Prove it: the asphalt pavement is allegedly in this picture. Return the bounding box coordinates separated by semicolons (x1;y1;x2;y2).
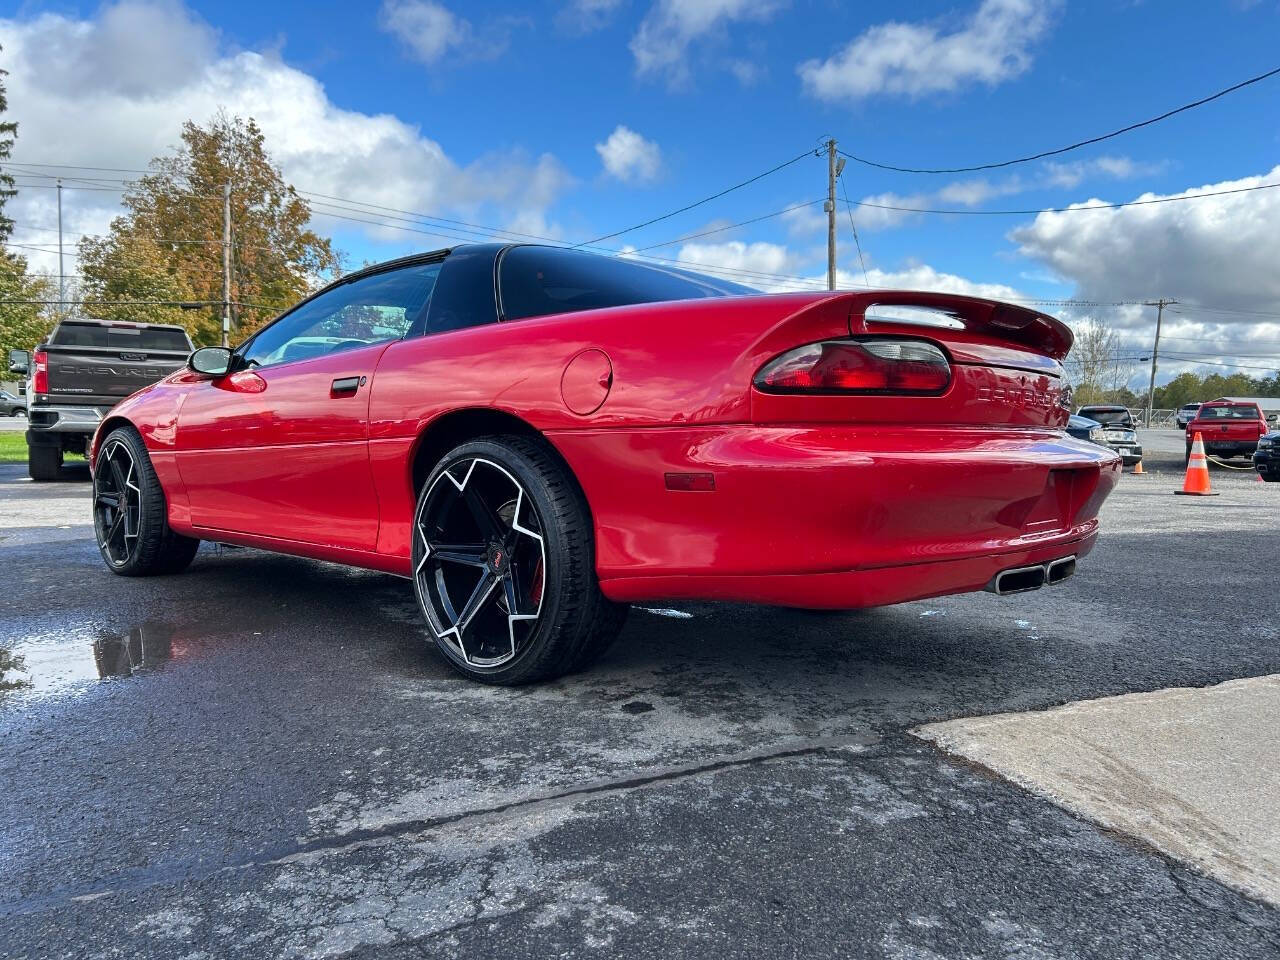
1;460;1278;958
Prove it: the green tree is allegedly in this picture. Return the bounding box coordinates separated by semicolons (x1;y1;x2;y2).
0;46;16;244
80;113;340;345
0;252;55;359
77;233;195;328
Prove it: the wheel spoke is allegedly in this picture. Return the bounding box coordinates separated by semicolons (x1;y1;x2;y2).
454;572;500;637
462;483;506;541
108;457;129;498
105;508;125;546
96;491;121;510
428;543;488;568
503;565;522;617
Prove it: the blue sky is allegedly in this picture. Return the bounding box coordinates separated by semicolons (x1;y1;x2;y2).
2;0;1279;382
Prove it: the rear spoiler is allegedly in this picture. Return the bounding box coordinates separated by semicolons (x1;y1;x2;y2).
844;291;1074;362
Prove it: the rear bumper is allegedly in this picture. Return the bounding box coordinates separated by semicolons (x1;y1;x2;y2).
26;404;110;435
549;424;1121;608
1203;441;1258;458
601;532;1097;608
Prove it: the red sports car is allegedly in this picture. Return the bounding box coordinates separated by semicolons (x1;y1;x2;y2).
90;244;1120;683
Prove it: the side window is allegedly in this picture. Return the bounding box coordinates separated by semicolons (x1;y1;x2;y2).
241;262;441;368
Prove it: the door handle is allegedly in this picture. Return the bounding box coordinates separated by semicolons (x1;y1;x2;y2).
331;376;363;395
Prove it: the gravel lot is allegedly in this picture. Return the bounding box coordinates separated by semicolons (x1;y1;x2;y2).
1;458;1277;958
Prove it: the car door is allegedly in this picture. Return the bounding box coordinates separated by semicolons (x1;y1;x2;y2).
176;261;441;551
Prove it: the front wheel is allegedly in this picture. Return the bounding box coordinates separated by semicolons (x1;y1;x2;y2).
93;427;200;576
411;435;626;685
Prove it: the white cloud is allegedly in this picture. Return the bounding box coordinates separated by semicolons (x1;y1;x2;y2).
631;0;783;86
0;2;570;275
595;126;663;183
1041;156;1164;189
850;155;1158;231
1011;167;1280;330
558;0;626;33
378;0;472;64
799;0;1060;102
858;263;1027;302
671;240;797;289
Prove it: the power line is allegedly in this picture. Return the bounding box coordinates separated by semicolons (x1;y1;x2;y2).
1160;354;1280;372
837;65;1280;175
837;172;869;288
627;199;825;252
572;149;816;248
842;180;1280;217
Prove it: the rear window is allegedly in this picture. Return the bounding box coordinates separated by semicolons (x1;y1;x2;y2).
52;323;192;352
1196;404;1262;420
499;246;751;321
1080;408;1132;426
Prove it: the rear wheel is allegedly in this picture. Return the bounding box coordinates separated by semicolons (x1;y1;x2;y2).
411;435;626;684
93;427;199;576
28;443;62;481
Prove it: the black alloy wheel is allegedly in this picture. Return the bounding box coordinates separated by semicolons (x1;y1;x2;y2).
94;436;143;568
92;427;200;576
411;436;626;684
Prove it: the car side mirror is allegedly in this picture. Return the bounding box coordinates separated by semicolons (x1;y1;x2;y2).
8;349;29;376
188;346;234;377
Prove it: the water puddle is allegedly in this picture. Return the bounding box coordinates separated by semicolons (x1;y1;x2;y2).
1;622;178;700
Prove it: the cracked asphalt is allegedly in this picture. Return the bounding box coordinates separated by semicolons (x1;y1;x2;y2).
1;457;1278;958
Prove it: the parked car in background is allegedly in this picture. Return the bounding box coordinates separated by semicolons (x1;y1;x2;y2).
0;389;24;417
1066;414;1105;445
1254;430;1279;482
1076;405;1143;465
1186;400;1268;462
1175;402;1202;429
88;243;1120;685
10;319;194;481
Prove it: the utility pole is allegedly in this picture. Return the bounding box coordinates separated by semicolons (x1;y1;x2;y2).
56;179;64;316
222;182;232;348
1142;298;1176;428
825;139;837;291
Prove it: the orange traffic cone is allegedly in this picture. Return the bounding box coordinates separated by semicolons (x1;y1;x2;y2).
1132;460;1145;475
1175;432;1218;497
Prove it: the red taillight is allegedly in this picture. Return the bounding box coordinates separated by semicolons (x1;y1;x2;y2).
754;338;951;395
32;349;48;396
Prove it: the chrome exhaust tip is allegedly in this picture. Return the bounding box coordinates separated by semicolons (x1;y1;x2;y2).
1046;555;1076;585
986;564;1046;595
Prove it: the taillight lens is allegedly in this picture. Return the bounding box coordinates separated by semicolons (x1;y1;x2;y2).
754;338;951;395
32;349;48;396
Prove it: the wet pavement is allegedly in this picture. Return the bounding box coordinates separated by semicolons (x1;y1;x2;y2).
2;462;1279;958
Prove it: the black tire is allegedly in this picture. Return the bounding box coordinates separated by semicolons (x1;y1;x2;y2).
1185;443;1192;465
28;443;62;481
93;426;199;576
411;434;626;685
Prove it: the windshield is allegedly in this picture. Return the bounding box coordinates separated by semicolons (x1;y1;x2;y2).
1081;408;1131;426
51;323;192;352
499;246;752;321
1196;404;1261;420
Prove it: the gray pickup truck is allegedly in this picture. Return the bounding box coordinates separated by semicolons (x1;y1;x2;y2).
8;319;193;481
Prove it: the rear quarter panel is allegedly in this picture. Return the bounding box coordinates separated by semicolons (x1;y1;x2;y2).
366;292;854;555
